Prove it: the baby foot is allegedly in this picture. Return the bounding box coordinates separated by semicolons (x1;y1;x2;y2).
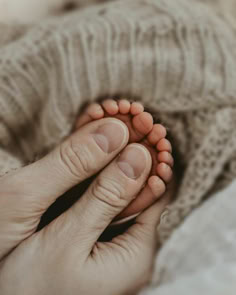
115;132;173;223
76;99;153;143
75;99;173;223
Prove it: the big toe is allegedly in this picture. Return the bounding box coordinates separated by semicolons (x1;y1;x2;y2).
131;112;153;141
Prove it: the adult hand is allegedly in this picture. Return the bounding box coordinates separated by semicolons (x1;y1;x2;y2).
0;117;169;295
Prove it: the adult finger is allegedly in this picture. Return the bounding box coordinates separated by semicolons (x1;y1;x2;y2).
47;144;152;251
1;118;129;211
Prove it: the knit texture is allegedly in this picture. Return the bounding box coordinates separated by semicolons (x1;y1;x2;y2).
0;0;236;244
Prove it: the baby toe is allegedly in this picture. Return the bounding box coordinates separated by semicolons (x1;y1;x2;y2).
157;162;173;183
156;138;172;153
157;151;174;167
118;99;131;114
102;99;119;115
75;103;104;128
130;102;144;115
148;175;166;197
87;103;104;119
132;112;153;136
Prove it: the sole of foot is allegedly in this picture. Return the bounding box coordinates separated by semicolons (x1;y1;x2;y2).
75;99;173;223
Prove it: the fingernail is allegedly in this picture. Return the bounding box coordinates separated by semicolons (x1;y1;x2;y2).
93;121;126;153
117;145;147;179
111;213;140;226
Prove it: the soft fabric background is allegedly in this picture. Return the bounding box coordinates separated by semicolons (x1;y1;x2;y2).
0;0;108;24
141;180;236;294
0;0;235;293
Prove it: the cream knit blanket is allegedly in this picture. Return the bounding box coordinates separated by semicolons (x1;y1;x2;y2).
0;0;236;246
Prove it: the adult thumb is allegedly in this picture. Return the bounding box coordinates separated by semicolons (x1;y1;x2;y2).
44;144;152;251
0;118;128;258
1;118;129;211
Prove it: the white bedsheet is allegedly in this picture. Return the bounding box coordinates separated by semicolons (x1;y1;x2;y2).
141;181;236;294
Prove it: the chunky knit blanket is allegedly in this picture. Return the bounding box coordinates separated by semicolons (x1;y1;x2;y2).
0;0;236;288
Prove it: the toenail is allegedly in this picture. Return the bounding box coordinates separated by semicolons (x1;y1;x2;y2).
149;176;166;196
93;121;127;153
117;145;147;179
161;163;169;171
158;163;173;183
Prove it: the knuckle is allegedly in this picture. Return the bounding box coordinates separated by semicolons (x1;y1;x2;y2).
92;176;127;210
59;139;93;179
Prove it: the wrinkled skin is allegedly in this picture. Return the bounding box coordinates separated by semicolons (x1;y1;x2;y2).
0;118;171;295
